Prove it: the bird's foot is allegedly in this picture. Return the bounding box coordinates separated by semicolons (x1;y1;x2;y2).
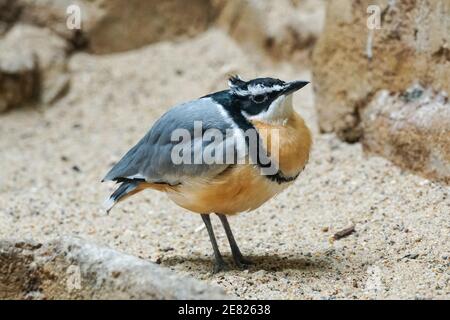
233;254;254;270
212;259;229;274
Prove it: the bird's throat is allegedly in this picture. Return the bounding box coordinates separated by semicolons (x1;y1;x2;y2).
250;94;294;125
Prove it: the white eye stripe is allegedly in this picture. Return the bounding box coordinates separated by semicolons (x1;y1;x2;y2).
231;84;286;96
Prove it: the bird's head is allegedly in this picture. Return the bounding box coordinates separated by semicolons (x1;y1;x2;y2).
228;76;309;124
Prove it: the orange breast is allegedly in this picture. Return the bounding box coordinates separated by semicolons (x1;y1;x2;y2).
252;112;312;177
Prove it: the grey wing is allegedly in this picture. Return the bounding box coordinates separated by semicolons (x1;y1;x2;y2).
103;97;235;185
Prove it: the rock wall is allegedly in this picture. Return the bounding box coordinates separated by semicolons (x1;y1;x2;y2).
362;85;450;184
312;0;450;182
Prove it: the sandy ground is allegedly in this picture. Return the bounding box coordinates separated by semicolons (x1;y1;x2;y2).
0;29;449;299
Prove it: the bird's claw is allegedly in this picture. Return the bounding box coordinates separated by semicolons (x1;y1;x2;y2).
212;260;229;274
233;255;254;269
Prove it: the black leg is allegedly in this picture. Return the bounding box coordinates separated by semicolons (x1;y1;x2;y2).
201;214;227;273
216;214;253;269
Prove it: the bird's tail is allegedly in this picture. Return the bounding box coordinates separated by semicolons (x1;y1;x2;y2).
103;181;139;213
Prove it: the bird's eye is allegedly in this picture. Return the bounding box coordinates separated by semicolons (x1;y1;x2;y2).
251;94;268;104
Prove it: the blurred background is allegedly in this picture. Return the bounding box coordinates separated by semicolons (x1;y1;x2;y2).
0;0;448;299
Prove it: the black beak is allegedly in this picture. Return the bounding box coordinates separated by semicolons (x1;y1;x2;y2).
283;80;309;95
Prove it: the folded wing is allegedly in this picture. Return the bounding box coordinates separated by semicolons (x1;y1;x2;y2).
103;97;240;186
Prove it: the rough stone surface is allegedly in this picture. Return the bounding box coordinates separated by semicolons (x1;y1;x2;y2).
362;85;450;184
0;34;38;112
88;0;217;54
0;0;22;35
0;237;230;299
312;0;450;141
16;0;216;54
15;0;96;48
0;24;70;111
214;0;325;63
5;0;325;60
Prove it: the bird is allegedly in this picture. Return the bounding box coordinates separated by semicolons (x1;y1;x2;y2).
102;76;312;273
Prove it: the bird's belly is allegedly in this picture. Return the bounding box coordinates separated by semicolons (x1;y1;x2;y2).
167;165;291;215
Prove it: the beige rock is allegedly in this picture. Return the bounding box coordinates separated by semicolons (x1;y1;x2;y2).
87;0;216;54
0;24;70;110
0;0;21;35
16;0;94;47
0;237;231;299
312;0;450;142
14;0;324;58
312;0;450;182
362;85;450;183
17;0;216;54
0;36;38;112
214;0;325;62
